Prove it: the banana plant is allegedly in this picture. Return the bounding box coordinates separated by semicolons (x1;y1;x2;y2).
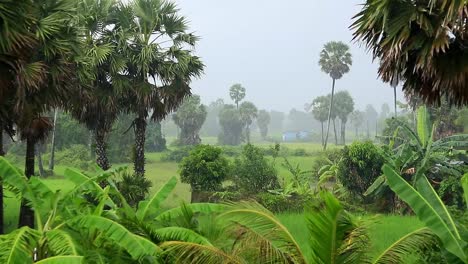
366;106;468;197
383;165;468;263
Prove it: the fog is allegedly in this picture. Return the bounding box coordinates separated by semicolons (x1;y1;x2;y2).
174;0;405;112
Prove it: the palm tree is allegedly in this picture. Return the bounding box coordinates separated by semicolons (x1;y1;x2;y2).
0;0;81;228
115;0;204;177
319;41;352;150
311;96;329;146
239;101;258;143
352;0;468;105
229;84;246;109
69;0;122;171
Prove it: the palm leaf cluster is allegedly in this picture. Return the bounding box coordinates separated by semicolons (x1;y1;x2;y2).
352;0;468;105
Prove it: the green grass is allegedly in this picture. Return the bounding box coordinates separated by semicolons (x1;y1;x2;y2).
276;212;424;261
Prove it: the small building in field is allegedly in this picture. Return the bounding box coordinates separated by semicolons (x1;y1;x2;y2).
282;131;310;142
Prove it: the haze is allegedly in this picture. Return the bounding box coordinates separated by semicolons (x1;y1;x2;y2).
174;0;405;111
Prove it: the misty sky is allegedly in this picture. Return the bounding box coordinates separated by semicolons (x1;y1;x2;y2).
174;0;405;112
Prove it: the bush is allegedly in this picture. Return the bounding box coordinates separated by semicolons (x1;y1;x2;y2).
232;144;279;193
219;145;242;157
50;144;93;171
256;192;313;213
179;145;230;202
160;146;194;162
337;141;384;198
292;148;308;156
311;148;343;178
115;170;152;207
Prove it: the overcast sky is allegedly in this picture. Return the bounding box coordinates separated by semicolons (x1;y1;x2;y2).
174;0;405;112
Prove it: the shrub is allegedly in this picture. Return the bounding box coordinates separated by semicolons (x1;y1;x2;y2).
179;145;230;202
337;141;384;198
311;148;343;179
232;144;279;193
51;144;93;171
256;192;313;213
115;170;152;207
160;146;194;162
219;145;242;157
292;148;308;156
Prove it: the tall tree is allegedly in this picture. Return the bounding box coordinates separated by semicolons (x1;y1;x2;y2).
1;0;82;228
365;105;378;139
218;105;243;145
229;83;246;109
117;0;204;177
70;0;131;171
311;95;329;146
239;101;258;143
352;0;468;105
257;110;271;140
350;110;364;139
319;41;352;150
200;98;224;137
172;95;207;145
334;91;354;145
48;109;58;171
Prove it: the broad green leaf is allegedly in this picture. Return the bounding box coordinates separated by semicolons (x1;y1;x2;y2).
0;227;39;264
383;165;467;261
415;176;460;238
151;227;213;245
364;175;387;196
416;106;431;148
136;176;177;221
35;256;84;264
74;215;161;260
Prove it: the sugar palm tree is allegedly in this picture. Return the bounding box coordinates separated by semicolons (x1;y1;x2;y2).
69;0;123;171
352;0;468;105
239;101;258;143
319;41;352;150
115;0;204;177
0;0;82;228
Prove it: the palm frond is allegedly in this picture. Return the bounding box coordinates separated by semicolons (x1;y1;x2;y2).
160;241;244;264
45;229;80;256
151;227;212;245
219;201;306;264
373;227;437;264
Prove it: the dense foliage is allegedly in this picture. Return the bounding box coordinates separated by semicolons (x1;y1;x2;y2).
232;144;279;193
179;145;230;202
337;141;384;198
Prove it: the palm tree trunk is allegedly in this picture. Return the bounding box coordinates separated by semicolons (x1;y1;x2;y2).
88;130;94;159
246;125;251;143
36;144;45;177
355;125;358;139
48;109;58;171
19;137;35;228
95;129;110;171
333;118;338;145
134;116;147;177
366;120;370;139
0;127;4;234
393;85;397;117
323;78;335;150
320;121;324;146
341;121;346;145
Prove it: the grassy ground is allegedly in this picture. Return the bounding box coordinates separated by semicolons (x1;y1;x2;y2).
277;213;424;261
